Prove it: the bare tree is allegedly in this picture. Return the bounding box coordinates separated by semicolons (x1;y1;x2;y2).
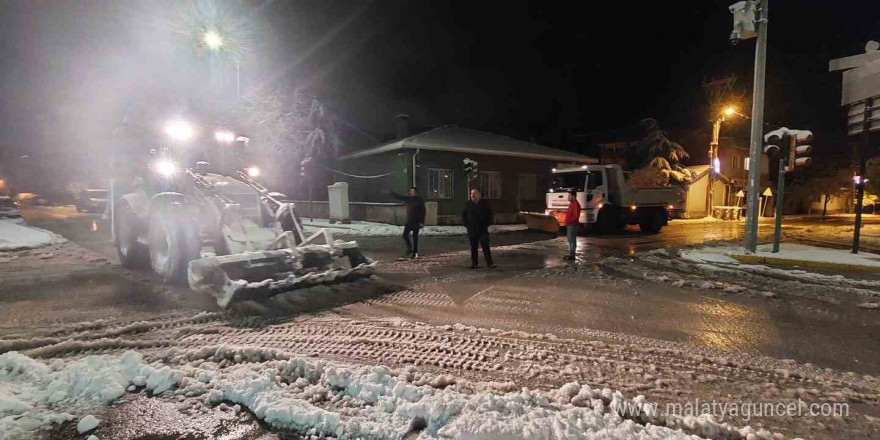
702;76;748;120
231;87;342;194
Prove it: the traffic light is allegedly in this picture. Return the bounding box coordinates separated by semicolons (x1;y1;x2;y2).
764;128;812;171
787;129;813;170
763;127;790;159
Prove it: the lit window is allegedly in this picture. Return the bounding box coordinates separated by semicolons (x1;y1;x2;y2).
429;168;453;199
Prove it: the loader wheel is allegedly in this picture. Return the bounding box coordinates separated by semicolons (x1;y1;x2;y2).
639;210;665;234
115;200;149;269
148;203;200;284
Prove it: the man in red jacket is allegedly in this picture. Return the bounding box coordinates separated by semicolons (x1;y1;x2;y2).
563;190;581;260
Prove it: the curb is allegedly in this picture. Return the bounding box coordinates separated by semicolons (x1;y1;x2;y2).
728;254;880;273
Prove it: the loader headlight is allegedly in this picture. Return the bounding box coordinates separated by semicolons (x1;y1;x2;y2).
165;121;194;141
246;166;260;177
215;131;235;143
153;159;178;178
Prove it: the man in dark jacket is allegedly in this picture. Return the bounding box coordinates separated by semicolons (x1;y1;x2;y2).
390;188;426;259
461;188;495;269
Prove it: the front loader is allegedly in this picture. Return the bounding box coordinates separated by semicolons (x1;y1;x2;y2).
111;121;374;308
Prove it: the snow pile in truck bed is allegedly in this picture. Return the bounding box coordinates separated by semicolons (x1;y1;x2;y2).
302;219;527;237
0;348;753;440
0;220;66;251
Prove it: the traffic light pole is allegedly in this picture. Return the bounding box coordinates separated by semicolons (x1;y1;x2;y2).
772;156;786;253
743;0;769;254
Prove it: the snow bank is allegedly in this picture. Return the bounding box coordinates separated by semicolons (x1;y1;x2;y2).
681;243;880;269
2;348;754;439
0;220;66;251
302;219;527;237
0;351;174;439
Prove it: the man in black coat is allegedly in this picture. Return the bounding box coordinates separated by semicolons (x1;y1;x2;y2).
390;187;426;259
461;188;495;269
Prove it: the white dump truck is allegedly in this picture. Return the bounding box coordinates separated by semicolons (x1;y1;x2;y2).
522;164;683;234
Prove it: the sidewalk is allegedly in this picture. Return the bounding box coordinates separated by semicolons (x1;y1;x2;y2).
683;242;880;273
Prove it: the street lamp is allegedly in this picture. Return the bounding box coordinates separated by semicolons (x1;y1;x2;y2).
203;31;223;50
202;30;239;98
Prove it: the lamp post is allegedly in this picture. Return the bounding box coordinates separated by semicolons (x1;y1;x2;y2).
708;107;737;215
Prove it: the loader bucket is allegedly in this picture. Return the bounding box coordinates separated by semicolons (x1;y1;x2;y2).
188;241;376;308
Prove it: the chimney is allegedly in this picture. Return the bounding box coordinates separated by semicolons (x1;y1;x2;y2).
395;114;410;140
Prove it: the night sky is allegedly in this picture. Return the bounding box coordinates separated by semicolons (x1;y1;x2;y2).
1;0;879;182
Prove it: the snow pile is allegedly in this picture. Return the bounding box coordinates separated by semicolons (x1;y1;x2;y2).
679;248;739;264
670;216;726;224
76;414;100;434
0;351;174;439
683;243;880;269
1;347;765;439
0;220;66;251
302;219;527;237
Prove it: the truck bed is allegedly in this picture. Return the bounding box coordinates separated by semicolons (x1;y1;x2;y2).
621;185;682;207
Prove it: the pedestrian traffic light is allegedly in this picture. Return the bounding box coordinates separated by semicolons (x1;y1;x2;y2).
788;129;813;169
763;127;790;159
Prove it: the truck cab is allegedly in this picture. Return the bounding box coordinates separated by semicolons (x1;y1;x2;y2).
543;164;679;234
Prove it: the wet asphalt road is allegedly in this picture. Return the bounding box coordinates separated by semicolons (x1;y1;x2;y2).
17;205;880;375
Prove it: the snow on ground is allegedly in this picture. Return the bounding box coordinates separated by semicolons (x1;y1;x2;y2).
0;348;762;440
0;220;66;251
0;351;144;439
302;219;528;237
669;216;728;224
625;246;880;303
738;243;880;268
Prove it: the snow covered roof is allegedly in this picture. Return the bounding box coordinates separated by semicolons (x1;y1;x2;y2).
340;126;597;164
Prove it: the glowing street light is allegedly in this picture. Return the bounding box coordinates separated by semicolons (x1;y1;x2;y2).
724;106;736;117
203;31;224;50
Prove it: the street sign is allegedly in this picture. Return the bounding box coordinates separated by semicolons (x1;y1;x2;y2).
846;99;880;136
841;58;880;107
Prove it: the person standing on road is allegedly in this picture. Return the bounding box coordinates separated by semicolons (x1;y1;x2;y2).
462;188;496;269
563;190;581;260
389;188;426;259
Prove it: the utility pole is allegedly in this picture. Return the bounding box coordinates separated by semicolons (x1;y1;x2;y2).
853;98;872;253
740;0;769;253
707;119;721;214
829;41;880;254
772;146;788;253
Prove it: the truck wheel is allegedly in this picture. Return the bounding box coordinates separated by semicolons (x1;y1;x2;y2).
639;210;665;234
148;203;200;284
115;200;149;268
595;209;616;235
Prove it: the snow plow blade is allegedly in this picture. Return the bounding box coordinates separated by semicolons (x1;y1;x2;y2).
519;211;561;234
188;242;376;308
